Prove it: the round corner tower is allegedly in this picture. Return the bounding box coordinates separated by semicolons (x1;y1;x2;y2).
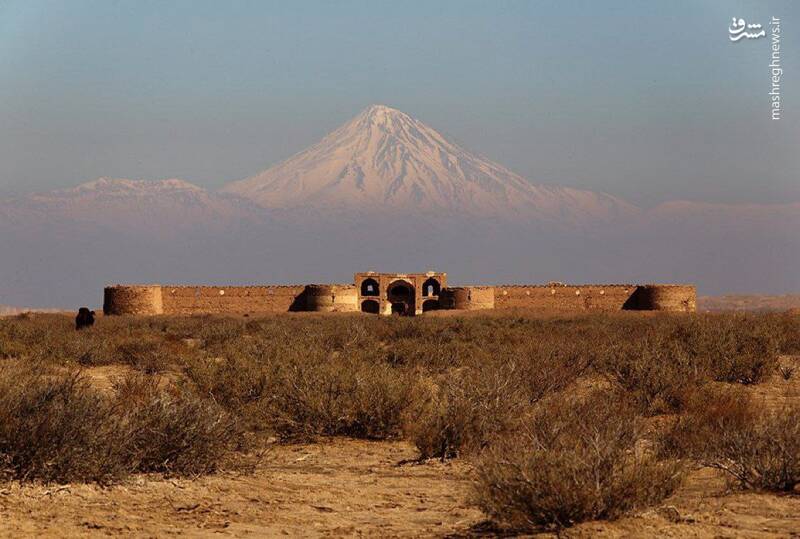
103;285;164;315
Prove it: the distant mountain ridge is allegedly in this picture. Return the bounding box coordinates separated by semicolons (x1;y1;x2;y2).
1;177;264;234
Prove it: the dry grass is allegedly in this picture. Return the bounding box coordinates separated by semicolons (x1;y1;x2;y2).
0;309;797;530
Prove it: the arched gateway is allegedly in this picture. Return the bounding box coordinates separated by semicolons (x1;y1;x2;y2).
354;271;447;316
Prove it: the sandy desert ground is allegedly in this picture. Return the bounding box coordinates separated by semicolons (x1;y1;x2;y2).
1;355;799;538
2;437;800;538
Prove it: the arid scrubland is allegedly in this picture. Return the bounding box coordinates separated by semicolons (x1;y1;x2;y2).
1;311;799;534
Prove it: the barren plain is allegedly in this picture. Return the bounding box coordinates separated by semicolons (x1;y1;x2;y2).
1;312;799;537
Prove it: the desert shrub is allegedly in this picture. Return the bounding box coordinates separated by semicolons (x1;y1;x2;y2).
770;312;800;355
711;406;800;491
267;354;416;440
683;315;779;384
113;375;243;475
406;340;590;460
662;387;800;491
598;314;780;401
0;361;126;483
406;362;531;459
185;345;416;440
194;317;247;351
0;361;242;483
730;312;800;356
513;340;594;402
0;335;28;359
599;333;707;415
473;390;683;531
1;311;790;381
379;335;485;371
183;352;277;430
115;339;172;374
0;310;792;483
658;384;755;460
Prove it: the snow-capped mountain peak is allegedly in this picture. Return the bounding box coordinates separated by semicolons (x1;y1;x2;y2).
223;105;638;222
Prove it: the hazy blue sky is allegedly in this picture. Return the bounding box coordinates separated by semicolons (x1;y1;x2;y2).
0;0;797;206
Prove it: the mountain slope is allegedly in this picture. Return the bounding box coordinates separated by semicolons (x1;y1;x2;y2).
223;105;638;223
1;178;263;234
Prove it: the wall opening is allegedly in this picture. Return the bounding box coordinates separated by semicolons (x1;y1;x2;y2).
421;277;441;297
387;281;412;301
422;299;440;312
361;299;379;314
387;280;415;316
361;278;379;296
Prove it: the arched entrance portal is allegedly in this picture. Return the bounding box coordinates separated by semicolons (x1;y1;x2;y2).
387;280;415;316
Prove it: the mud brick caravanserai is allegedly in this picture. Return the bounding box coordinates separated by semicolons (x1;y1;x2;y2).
103;271;696;316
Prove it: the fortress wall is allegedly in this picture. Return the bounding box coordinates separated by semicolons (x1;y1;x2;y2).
305;285;359;312
440;286;495;310
103;285;164;315
493;284;638;312
492;284;697;312
625;285;697;312
159;285;308;315
104;282;697;315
